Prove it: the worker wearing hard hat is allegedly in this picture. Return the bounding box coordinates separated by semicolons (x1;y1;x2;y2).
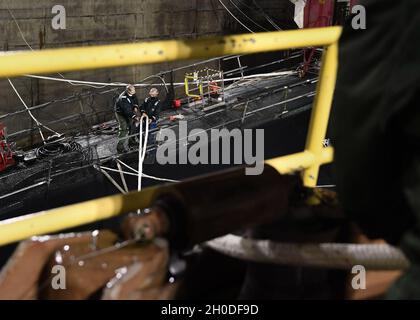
114;85;139;153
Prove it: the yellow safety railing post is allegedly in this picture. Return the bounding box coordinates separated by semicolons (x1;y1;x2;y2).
302;41;338;187
185;74;206;99
184;76;190;97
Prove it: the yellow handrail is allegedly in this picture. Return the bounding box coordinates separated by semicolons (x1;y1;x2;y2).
0;27;340;78
0;27;342;246
184;75;203;98
266;41;338;185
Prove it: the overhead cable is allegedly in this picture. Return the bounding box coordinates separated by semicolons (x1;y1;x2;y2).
229;0;269;31
218;0;255;33
7;78;62;143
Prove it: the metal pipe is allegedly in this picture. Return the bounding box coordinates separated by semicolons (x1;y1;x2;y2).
0;28;341;78
0;181;47;201
0;186;158;246
266;148;334;175
302;42;338;187
224;53;303;77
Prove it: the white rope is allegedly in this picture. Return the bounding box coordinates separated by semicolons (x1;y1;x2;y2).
250;0;282;31
0;181;47;201
138;114;149;194
24;72;295;88
142;173;179;183
7;78;61;143
218;0;255;33
116;161;129;193
100;117;177;192
25;75;142;87
96;166;126;194
6;7;34;51
100;165;179;183
116;158;139;174
206;234;410;270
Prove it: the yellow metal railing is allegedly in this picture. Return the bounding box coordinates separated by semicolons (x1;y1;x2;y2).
184;74;204;98
184;68;222;98
0;27;342;246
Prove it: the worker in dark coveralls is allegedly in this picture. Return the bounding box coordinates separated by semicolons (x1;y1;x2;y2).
140;87;161;126
332;0;420;298
138;88;162;145
114;85;139;153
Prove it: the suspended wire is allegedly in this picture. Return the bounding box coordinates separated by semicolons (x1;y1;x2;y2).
6;5;146;89
7;4;277;99
6;2;280;97
7;78;62;143
250;0;282;30
6;6;34;50
100;165;179;183
137;114;149;194
96;165;127;194
116;161;129;193
229;0;269;31
7;5;226;91
23;72;294;92
117;159;179;183
25;75;136;88
0;87;118;121
218;0;255;33
235;0;283;31
4;67;300;136
0;181;47;201
5;6;105;88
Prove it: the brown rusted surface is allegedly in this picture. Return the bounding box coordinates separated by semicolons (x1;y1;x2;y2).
0;229;173;300
40;233;169;300
101;238;176;300
121;207;170;241
0;232;93;300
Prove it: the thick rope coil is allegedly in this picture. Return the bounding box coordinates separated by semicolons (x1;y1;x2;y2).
206;234;410;270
